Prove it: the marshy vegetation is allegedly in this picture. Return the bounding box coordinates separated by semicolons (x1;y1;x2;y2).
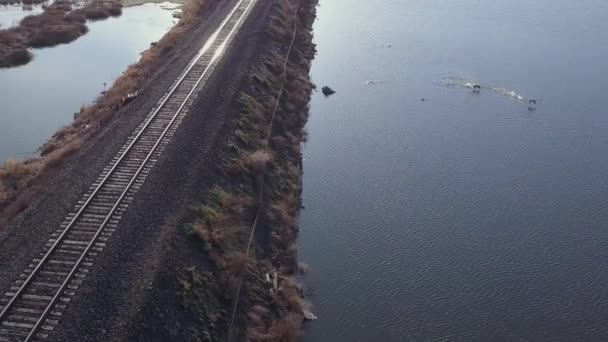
178;0;318;339
0;0;123;68
0;0;46;5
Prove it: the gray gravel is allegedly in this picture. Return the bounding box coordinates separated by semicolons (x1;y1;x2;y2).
0;0;276;339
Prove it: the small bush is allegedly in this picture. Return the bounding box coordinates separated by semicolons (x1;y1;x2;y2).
43;138;81;170
2;188;36;219
246;150;272;174
266;314;302;342
3;48;32;67
64;11;87;24
2;158;29;178
226;253;251;279
78;7;111;20
0;184;8;205
180;0;204;25
271;201;295;227
0;31;20;45
107;3;122;16
20;2;72;28
29;24;87;47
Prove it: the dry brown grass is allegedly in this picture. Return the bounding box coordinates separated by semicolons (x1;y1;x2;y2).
247;150;272;174
1;158;30;179
225;252;253;289
181;0;317;339
2;187;37;219
43;138;82;170
271;200;295;227
0;184;8;205
226;253;251;278
278;277;307;311
238;94;266;122
190;189;256;273
266;314;302;342
180;0;205;25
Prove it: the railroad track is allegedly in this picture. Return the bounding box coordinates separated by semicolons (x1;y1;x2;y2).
0;0;257;340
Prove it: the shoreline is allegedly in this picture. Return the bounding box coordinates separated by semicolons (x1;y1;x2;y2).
121;0;186;7
176;0;318;339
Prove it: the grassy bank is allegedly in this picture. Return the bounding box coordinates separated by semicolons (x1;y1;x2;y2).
179;0;317;340
0;0;222;228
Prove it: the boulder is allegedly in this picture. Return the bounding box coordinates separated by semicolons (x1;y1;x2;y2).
321;86;336;96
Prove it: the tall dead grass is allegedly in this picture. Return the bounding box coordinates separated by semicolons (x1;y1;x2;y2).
190;189;255;271
0;184;8;205
1;158;31;179
247;150;272;175
182;0;317;340
267;313;302;342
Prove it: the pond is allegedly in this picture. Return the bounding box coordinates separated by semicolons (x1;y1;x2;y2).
0;1;180;162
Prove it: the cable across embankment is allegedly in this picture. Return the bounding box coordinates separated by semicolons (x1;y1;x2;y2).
227;7;299;341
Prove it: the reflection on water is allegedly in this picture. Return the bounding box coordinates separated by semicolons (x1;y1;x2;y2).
301;0;608;340
0;2;178;161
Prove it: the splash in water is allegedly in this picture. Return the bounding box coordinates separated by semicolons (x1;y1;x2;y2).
439;77;533;103
365;80;385;86
493;88;525;101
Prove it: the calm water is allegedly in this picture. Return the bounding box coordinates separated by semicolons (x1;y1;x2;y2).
0;2;179;161
300;0;608;341
0;2;46;29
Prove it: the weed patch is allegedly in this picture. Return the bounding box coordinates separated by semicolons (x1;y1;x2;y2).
181;0;317;339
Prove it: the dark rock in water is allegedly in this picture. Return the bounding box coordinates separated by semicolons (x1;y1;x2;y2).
322;86;336;96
